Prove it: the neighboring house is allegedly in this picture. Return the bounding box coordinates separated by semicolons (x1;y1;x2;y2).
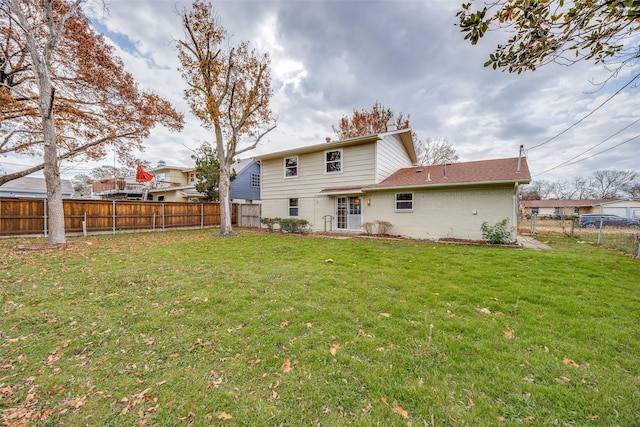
594;199;640;219
147;161;207;202
0;176;74;199
520;199;640;219
255;128;531;241
230;158;261;203
91;176;145;200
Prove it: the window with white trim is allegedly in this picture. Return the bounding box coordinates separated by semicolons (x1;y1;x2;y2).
251;173;260;188
289;198;299;216
325;149;342;173
395;193;413;211
284;157;298;178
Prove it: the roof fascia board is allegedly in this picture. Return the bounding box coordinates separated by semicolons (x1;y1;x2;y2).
364;179;530;193
254;134;382;161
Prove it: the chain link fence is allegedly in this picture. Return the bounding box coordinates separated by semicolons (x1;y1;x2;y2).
522;216;640;258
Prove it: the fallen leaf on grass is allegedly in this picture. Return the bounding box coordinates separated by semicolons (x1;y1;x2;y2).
555;376;571;384
563;357;580;368
281;360;292;373
503;329;514;339
380;397;388;405
392;403;408;419
357;329;372;338
329;343;341;356
218;412;233;420
378;312;391;318
227;325;243;333
280;320;290;328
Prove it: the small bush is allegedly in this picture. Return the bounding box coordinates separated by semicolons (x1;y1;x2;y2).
481;218;514;245
362;222;375;235
261;218;309;234
362;220;393;236
260;217;281;233
376;220;392;236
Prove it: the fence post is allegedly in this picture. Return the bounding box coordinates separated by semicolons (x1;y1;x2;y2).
112;200;116;234
43;198;48;237
531;214;537;235
597;217;603;245
162;203;165;231
200;204;204;229
153;212;156;231
82;212;87;237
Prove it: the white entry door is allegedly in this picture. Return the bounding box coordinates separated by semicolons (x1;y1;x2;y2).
336;196;362;230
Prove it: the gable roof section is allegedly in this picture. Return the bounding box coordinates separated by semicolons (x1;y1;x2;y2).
370;157;530;191
254;128;417;163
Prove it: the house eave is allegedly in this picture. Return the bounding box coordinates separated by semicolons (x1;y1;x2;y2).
363;179;530;193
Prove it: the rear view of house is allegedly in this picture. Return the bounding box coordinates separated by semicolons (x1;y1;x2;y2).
256;129;531;241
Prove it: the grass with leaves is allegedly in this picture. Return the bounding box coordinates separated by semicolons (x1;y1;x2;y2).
1;230;639;426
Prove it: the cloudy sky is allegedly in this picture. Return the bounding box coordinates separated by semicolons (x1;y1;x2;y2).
4;0;640;183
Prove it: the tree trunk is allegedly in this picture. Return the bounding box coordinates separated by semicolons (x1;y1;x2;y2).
218;162;234;236
41;87;66;244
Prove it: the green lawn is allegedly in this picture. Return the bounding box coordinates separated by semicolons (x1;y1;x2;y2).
1;230;639;426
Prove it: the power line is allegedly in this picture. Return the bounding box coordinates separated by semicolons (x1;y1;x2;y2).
528;71;640;151
533;116;640;176
535;132;640;175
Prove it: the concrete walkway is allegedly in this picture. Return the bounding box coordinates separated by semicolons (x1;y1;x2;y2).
518;235;552;250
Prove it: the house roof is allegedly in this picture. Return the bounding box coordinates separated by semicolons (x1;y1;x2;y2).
520;198;614;208
254;128;417;164
0;176;73;194
232;158;256;175
374;157;530;190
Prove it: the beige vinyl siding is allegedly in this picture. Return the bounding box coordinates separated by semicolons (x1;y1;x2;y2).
261;143;376;200
365;186;517;240
375;134;414;183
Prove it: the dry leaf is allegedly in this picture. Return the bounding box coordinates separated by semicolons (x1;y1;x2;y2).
555;376;571;384
380;396;388;405
218;412;233;420
503;329;514;339
281;360;291;373
379;312;391;317
330;343;341;356
280;320;290;328
563;357;580;368
392;403;408;419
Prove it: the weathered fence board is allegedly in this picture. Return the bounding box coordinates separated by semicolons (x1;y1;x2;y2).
0;198;246;237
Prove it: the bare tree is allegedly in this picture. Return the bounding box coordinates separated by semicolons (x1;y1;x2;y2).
177;0;276;236
417;138;459;166
589;169;638;199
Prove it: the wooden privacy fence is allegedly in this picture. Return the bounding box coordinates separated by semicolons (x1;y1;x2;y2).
0;198;256;237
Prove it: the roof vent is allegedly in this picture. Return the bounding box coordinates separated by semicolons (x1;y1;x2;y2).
326;137;331;143
157;160;166;167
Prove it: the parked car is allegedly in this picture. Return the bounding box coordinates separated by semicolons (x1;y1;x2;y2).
579;214;640;229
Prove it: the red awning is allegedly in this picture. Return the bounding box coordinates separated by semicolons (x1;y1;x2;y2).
136;165;154;182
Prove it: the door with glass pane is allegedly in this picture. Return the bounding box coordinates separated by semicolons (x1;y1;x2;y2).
336;196;362;230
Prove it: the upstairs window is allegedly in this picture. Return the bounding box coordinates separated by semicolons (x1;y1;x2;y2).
289;198;299;216
251;173;260;188
395;193;413;211
284;157;298;178
325;149;342;174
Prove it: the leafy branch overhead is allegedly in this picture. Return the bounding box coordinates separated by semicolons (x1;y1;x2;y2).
457;0;640;73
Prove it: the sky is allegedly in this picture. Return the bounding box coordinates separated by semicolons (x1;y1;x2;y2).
3;0;640;183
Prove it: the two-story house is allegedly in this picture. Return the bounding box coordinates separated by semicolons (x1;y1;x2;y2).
147;161;206;202
255;128;531;241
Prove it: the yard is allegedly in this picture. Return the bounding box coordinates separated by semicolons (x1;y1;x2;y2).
1;230;639;426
